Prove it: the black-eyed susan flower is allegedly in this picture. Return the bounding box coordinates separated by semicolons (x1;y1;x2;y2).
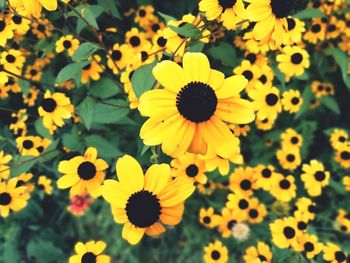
125;27;147;52
69;240;110;263
0;49;25;74
243;242;272;263
226;192;251;221
270;217;300;249
329;129;348;150
276;46;310;81
32;18;53;39
37;176;53;195
255;116;276;131
57;147;108;198
203;240;228;263
197;180;216;195
38;90;74;133
335;143;350;168
276;146;301;170
10;12;31;36
336;209;350;233
199;0;246;30
81;55;104;84
107;44;132;74
25;64;43;82
281;128;303;148
229;166;257;197
281;89;303;113
56;35;80;56
270;174;296;202
293;233;323;259
163;14;210;56
138;52;255;158
145;17;165;38
218;207;241;237
100;155;194;244
16;173;35;193
199;207;221;228
281;17;305;45
293;197;317;222
249;84;282;121
245;0;294;45
246;198;267;224
23;87;40;106
0;17;14;47
0;151;12;179
301;160;330;196
229;124;250;137
323;242;347;263
233;60;261;92
135;5;155;27
253;164;279;191
171;152;207;184
9;109;28;135
304;18;326;43
0;177;28;217
16;135;42;156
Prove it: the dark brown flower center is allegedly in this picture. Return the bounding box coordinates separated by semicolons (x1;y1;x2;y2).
186;164;199;177
0;192;11;205
77;161;96;180
41;98;57;113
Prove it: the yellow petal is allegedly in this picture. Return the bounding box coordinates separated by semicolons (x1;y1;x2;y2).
122;222;145;245
215;75;248;99
116;155;144;193
144;164;171;195
182;52;210;83
152;60;186;93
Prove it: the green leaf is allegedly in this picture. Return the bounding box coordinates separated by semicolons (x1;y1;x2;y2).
299;121;317;158
72;42;99;62
158;12;177;24
325;48;350;90
92;100;129;124
295;86;313;120
272;65;286;89
208;43;236;67
67;5;103;34
0;0;5;7
85;135;122;158
97;0;121;19
26;239;64;263
56;61;90;83
10;156;38;177
19;79;30;96
294;8;325;19
320;96;340;115
168;23;201;38
188;41;205;52
77;97;96;130
62;127;85;152
131;60;157;98
34;119;52;139
89;77;121;99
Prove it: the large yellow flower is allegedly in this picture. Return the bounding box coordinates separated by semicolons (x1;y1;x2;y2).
100;155;195;245
138;52;255;158
9;0;71;17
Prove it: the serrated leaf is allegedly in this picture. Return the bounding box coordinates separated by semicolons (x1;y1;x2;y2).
294;8;325;19
56;61;90;83
320;96;340;115
77;97;95;130
208;42;236;67
72;42;99;62
131;60;157;98
168;23;201;38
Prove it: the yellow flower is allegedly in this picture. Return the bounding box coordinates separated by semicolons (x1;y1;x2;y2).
270;217;300;249
199;207;221;228
38;90;74;133
276;146;301;170
57;147;109;197
203;240;228;263
69;240;110;263
276;46;310;81
81;55;104;84
243;242;272;263
0;151;12;179
100;155;194;244
301;160;330;196
270;174;296;202
138;52;255;158
55;34;80;56
38;176;53;195
281;89;303;113
0;177;28;217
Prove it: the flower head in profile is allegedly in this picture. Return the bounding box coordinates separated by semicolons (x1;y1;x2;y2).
138;52;255;158
100;155;195;244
